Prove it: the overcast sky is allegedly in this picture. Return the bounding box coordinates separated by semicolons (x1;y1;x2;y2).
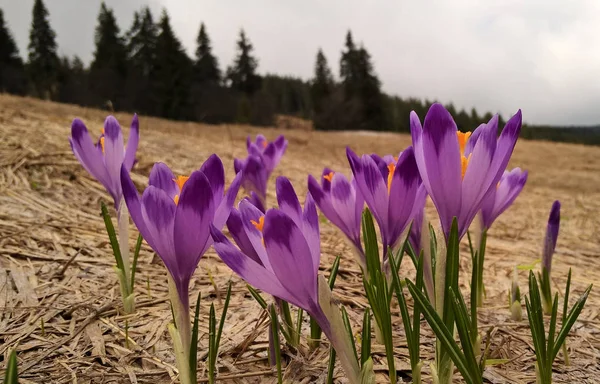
1;0;599;126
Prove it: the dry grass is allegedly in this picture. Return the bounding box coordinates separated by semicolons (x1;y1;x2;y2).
0;94;599;383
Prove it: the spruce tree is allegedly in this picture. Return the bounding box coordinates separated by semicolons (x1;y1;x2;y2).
154;10;193;119
90;2;128;109
311;49;335;130
125;6;158;114
0;9;26;95
226;30;260;95
194;23;220;84
27;0;59;99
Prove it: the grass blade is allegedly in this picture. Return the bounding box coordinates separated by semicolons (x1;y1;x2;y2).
189;291;201;384
552;284;592;360
360;308;371;367
341;306;358;363
129;233;143;292
4;349;18;384
246;285;268;309
450;289;482;384
328;255;341;289
215;281;232;355
326;345;336;384
269;305;283;384
101;202;124;272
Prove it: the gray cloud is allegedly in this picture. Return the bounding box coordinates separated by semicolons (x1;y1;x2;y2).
1;0;598;125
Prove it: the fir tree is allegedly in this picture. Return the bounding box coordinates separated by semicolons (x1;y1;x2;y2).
226;29;260;95
89;2;128;109
194;23;220;84
154;10;193;119
125;6;158;114
0;9;26;95
311;49;335;129
27;0;59;99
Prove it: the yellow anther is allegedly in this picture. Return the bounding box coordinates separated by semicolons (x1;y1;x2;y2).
174;195;180;205
174;175;190;191
461;154;472;179
323;171;334;182
387;163;395;194
251;216;265;232
394;156;398;162
262;140;268;148
100;136;105;154
457;131;472;154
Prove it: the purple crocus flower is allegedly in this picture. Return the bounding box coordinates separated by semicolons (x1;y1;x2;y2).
308;168;365;264
409;206;425;255
120;155;241;308
480;168;528;230
246;134;288;174
212;176;361;382
69;115;139;208
347;146;427;259
542;200;561;276
411;103;522;240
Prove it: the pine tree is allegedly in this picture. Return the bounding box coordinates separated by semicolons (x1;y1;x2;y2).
194;23;220;84
27;0;59;99
154;10;193;119
226;30;260;95
125;6;158;114
340;31;358;93
0;9;26;95
311;49;335;129
89;2;128;110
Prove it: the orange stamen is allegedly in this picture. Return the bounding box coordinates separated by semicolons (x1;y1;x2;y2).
387;163;395;194
174;195;180;205
251;216;265;232
461;154;472;179
262;140;268;148
174;175;190;191
100;136;105;154
457;131;472;154
323;171;334;182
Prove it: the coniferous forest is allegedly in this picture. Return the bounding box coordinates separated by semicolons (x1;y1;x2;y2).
1;1;599;144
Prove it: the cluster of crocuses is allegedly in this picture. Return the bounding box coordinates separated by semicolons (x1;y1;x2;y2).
69;103;589;384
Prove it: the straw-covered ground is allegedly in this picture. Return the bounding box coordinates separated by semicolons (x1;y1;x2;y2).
1;94;599;383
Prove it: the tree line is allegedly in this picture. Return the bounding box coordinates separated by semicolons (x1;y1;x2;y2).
0;0;599;144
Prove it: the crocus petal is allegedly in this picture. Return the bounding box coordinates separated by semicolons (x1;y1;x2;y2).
308;175;344;229
263;209;316;309
213;171;242;230
211;226;300;306
542;200;560;274
234;158;244;174
488;110;523;187
387;147;423;247
276;177;303;227
103;116;126;201
320;167;334;192
123;114;139;171
239;199;273;271
302;192;321;277
240;155;268;204
330;172;361;246
226;208;262;265
141;186;177;275
148;162;179;200
481;168;528;229
173;170;215;282
420;103;462;237
201;154;225;206
70;119;111;193
120;166;156;251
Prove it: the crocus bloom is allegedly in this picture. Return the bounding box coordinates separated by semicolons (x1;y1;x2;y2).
411;103;522;240
70;114;139;208
120;155;241;308
234;155;268;212
542;200;561;277
308;168;365;264
347;146;426;259
409;206;425;256
212;177;361;383
246;134;288;175
480;168;528;230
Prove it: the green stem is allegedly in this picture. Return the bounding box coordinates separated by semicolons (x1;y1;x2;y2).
476;230;487;307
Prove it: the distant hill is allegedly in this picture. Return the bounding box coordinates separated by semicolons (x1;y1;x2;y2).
521;124;600;146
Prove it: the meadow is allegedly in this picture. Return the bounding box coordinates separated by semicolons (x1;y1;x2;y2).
1;94;599;383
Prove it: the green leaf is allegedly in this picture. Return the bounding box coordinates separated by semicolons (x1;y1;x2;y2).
130;233;143;292
4;349;18;384
189;292;201;384
360;308;371;367
269;305;283;384
101;202;124;272
328;255;341;290
551;284;592;361
246;285;268;309
326;345;337;384
341;306;359;364
449;289;482;383
407;279;475;384
215;282;232;355
208;304;216;384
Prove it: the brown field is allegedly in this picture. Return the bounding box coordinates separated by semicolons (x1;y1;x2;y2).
0;94;599;383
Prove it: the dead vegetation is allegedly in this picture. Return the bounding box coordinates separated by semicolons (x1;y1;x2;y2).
0;94;599;383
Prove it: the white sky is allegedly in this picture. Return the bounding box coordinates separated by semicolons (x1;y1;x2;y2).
2;0;600;126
